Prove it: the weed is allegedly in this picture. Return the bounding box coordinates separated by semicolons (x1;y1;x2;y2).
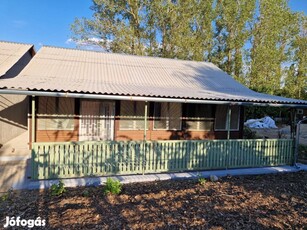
82;189;90;197
198;177;206;186
197;173;206;186
50;180;66;196
103;178;122;195
0;188;13;202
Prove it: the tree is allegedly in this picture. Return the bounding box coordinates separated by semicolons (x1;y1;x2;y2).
284;15;307;100
71;0;305;100
71;0;147;55
147;0;214;60
249;0;299;95
211;0;256;84
71;0;214;60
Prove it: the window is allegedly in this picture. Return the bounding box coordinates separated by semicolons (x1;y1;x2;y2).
153;102;181;130
37;97;75;130
119;101;149;130
215;105;240;130
183;104;215;131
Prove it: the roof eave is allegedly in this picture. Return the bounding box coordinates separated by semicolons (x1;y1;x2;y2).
1;88;307;108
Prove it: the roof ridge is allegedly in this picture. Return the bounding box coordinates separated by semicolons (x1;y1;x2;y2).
41;45;211;64
0;40;34;47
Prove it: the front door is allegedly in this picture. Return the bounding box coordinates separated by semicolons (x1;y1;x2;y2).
79;100;115;141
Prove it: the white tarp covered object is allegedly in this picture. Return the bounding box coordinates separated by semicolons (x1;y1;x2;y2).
244;116;277;129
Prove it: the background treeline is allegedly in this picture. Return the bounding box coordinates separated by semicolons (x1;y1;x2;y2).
71;0;306;100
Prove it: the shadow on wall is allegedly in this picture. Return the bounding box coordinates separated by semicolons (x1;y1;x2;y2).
0;95;28;144
0;95;28;127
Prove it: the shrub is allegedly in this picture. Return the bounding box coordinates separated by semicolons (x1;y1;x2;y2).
50;180;66;196
103;178;122;195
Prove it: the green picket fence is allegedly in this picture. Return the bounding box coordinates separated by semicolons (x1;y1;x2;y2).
31;139;294;180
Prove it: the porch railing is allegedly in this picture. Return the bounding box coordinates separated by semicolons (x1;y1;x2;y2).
31;139;294;180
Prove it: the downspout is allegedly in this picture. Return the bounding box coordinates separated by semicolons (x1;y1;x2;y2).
225;105;232;170
143;101;148;175
227;106;232;140
294;117;307;168
31;95;36;179
31;96;35;144
144;101;148;141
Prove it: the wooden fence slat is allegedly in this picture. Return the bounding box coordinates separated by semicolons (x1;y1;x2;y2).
31;139;295;179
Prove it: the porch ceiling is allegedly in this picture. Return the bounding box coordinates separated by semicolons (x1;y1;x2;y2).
0;45;306;106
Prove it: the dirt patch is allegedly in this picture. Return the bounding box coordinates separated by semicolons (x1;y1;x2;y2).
0;172;306;229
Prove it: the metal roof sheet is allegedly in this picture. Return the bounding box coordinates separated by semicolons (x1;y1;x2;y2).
0;45;306;105
0;41;33;77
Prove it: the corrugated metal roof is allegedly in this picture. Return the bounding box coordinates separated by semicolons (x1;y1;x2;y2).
0;41;33;77
0;45;306;105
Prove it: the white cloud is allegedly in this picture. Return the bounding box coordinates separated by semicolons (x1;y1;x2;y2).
65;37;108;52
65;38;74;44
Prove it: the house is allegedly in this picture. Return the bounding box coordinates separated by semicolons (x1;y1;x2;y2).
0;45;306;179
0;41;35;146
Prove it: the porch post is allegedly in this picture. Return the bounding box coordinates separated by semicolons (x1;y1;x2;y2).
227;105;232;139
31;95;36;143
144;101;148;140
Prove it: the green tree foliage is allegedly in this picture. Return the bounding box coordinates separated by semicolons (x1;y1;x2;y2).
284;15;307;100
71;0;306;99
71;0;148;55
212;0;256;83
249;0;299;95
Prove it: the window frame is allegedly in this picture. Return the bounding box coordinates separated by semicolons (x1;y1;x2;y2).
153;102;182;131
37;97;75;131
182;104;215;131
119;101;149;131
214;105;241;131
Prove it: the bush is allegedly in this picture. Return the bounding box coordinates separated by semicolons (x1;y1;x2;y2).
50;180;66;196
103;178;122;195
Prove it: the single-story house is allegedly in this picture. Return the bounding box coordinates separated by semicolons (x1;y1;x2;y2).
0;44;306;179
0;41;35;145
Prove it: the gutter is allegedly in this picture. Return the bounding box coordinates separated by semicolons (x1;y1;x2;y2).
1;89;307;108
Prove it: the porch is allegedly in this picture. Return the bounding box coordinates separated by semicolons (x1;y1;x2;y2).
32;139;294;180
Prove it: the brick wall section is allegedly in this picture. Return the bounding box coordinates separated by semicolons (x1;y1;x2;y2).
35;118;79;142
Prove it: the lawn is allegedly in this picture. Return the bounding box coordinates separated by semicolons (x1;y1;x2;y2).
0;171;306;229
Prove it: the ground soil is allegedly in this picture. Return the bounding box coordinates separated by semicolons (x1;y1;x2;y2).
0;171;306;229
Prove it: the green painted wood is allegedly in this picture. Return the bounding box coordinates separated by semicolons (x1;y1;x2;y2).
31;139;295;180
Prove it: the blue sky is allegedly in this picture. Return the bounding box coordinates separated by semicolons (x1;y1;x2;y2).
0;0;306;50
